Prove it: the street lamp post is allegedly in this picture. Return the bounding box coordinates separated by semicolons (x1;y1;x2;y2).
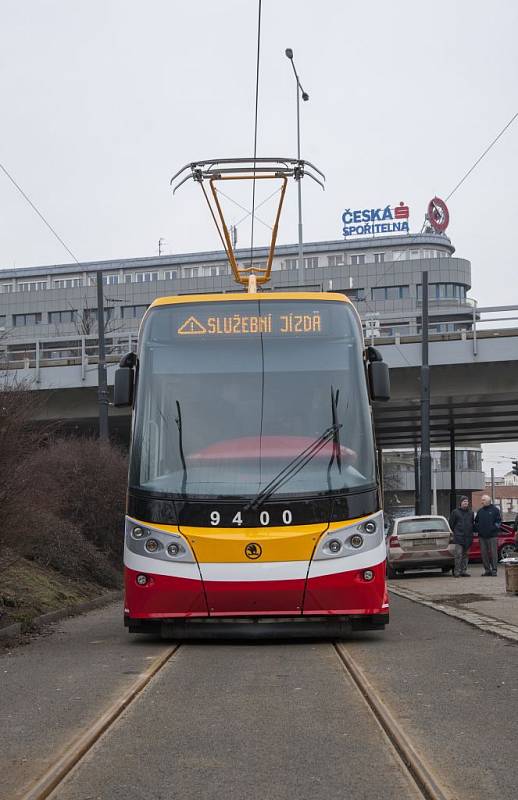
285;48;309;289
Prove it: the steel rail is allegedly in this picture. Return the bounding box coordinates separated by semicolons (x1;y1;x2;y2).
334;643;453;800
20;644;181;800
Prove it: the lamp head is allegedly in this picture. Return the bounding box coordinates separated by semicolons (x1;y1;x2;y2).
302;91;309;101
285;48;293;59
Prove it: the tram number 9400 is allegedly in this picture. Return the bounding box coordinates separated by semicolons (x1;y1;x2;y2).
210;510;293;527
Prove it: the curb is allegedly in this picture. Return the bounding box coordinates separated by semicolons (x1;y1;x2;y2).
0;590;121;640
389;585;518;643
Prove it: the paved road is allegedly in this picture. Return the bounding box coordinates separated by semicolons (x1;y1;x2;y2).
1;595;518;800
53;641;419;800
347;594;518;800
0;603;170;800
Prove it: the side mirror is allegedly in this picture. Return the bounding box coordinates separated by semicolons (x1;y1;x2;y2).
368;360;390;401
113;367;134;407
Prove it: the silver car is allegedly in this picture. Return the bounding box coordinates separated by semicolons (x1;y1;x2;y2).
386;515;454;578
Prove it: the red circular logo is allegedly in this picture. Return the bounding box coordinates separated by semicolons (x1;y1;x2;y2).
427;197;449;233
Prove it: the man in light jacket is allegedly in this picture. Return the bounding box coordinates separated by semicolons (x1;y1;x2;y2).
474;495;502;577
449;496;474;577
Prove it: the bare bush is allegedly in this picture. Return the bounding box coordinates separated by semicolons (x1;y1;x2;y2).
0;375;54;533
26;437;127;565
17;510;121;588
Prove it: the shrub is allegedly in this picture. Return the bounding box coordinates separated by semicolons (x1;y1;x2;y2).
26;437;128;566
19;510;121;588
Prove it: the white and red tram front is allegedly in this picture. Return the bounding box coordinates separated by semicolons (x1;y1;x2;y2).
120;292;389;636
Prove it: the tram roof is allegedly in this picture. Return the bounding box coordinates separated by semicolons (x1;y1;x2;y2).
148;291;353;309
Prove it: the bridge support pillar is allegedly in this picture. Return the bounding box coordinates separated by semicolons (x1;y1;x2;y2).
449;427;456;512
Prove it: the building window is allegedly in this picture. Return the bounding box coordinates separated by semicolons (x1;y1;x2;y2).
0;284;13;293
340;288;366;302
283;259;298;271
351;254;365;265
102;274;120;285
417;283;466;301
134;272;159;283
83;307;115;322
18;280;47;292
53;278;83;289
327;255;345;267
0;315;6;327
371;285;409;300
124;274;133;284
304;257;318;269
164;270;178;280
409;250;420;259
13;313;42;326
373;253;385;264
184;267;199;278
49;310;77;324
121;305;148;319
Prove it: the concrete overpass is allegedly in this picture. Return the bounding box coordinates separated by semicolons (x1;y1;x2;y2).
2;307;518;448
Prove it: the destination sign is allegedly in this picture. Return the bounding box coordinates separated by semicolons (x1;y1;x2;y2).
177;311;322;337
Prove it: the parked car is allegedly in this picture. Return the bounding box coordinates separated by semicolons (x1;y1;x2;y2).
468;522;518;563
386;515;454;578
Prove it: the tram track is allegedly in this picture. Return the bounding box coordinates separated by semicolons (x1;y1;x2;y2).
19;639;453;800
19;643;181;800
333;643;453;800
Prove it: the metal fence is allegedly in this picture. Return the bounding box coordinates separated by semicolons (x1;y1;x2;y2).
1;305;518;375
0;332;137;381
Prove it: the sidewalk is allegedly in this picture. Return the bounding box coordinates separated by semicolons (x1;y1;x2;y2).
389;566;518;641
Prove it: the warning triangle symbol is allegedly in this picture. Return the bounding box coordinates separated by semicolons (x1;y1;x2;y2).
177;315;207;335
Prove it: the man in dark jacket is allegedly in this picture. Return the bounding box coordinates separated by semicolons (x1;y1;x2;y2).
474;495;502;576
449;496;474;577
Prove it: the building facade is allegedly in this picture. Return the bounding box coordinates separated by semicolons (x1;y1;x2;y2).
0;232;473;345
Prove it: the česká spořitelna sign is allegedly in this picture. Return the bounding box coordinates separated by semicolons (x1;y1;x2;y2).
342;202;409;237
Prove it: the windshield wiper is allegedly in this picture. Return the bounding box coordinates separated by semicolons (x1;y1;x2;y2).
330;386;342;473
243;422;342;512
174;400;188;496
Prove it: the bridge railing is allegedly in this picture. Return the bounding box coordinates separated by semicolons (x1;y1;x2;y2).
0;332;137;382
364;304;518;356
1;305;518;377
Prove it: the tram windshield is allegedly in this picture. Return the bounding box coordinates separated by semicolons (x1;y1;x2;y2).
129;298;376;499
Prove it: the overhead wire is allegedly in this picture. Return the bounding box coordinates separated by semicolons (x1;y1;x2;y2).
215;186;272;231
0;161;80;265
445;110;518;202
249;0;262;268
357;107;518;317
234;186;281;228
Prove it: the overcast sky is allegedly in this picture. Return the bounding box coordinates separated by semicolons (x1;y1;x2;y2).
1;1;517;474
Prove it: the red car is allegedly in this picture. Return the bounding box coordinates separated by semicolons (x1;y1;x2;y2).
468;523;517;563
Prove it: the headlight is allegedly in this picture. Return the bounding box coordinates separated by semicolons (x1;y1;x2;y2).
350;534;364;549
363;520;377;534
126;517;195;564
328;539;342;554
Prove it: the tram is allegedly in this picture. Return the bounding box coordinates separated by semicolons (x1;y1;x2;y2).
114;160;391;637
